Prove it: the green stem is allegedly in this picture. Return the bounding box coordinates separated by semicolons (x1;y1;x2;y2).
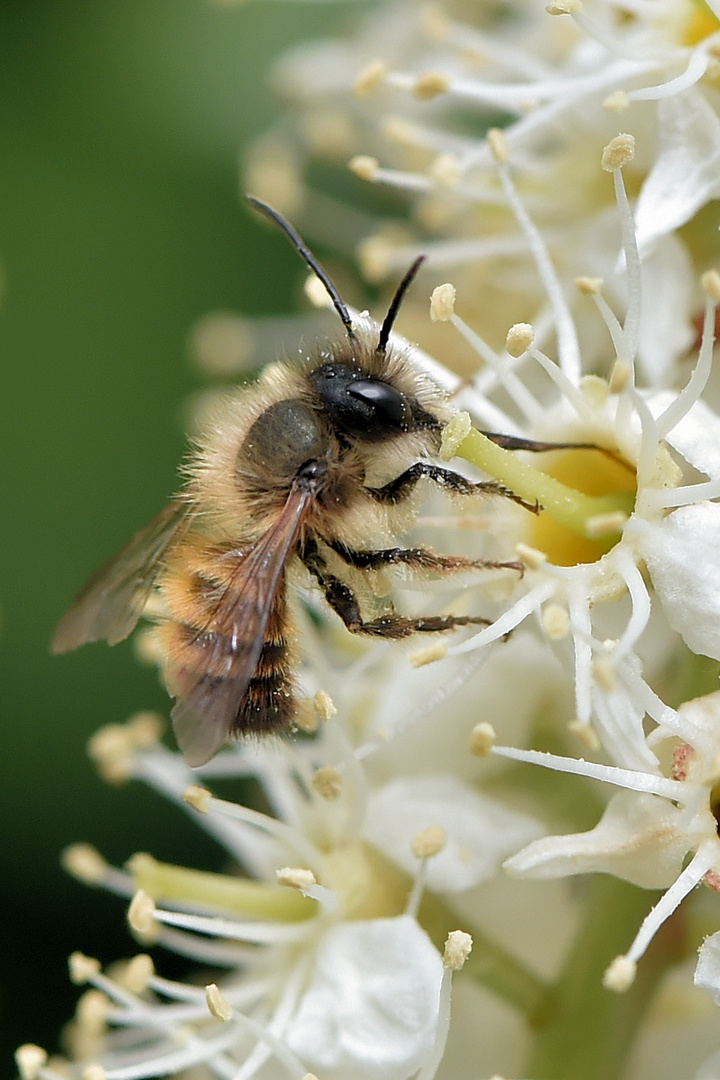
419;892;549;1018
526;876;684;1080
449;426;635;538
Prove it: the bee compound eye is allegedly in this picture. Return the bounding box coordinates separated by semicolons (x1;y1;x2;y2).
310;362;415;441
348;379;412;430
240;400;327;478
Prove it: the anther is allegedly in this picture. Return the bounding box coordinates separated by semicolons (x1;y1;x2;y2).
411;825;447;860
183;785;211;813
206;983;234;1022
469;722;496;757
430;283;456;322
601;134;635;172
443;930;473;969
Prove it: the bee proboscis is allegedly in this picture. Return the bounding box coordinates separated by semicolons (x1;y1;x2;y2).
53;196;535;766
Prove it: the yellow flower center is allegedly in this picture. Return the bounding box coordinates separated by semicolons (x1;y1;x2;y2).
683;0;720;45
442;415;637;568
528;447;637;566
321;841;410;920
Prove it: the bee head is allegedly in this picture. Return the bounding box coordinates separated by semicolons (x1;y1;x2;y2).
309;360;439;443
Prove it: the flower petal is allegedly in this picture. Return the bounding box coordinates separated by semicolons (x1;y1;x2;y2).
694;930;720;1007
647;393;720;480
640;503;720;661
634;89;720;256
285;916;443;1080
504;791;693;888
366;774;542;892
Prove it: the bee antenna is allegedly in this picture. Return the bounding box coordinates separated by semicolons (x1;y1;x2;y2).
246;195;356;342
377;255;426;355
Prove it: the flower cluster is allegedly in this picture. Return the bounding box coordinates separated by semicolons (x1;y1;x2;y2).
18;3;720;1080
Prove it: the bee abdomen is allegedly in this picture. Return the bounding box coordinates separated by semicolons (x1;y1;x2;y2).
236;665;296;736
162;606;298;738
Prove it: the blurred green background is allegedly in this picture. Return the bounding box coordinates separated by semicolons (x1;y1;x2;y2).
0;0;362;1067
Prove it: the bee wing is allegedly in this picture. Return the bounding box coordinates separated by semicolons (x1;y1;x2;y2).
169;484;315;767
52;501;191;653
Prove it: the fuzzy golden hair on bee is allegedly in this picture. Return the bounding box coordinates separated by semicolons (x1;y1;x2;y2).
182;315;453;550
52;195;532;768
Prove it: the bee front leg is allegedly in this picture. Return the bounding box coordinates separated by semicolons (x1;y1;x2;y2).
300;541;491;639
367;462;538;513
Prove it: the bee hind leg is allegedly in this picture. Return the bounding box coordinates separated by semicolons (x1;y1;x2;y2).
301;542;491;639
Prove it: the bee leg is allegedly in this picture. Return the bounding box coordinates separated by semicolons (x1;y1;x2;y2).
328;539;523;575
480;432;595;452
300;541;491;639
367;462;539;514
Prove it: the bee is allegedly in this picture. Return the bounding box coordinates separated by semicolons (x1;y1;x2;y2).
52;196;535;767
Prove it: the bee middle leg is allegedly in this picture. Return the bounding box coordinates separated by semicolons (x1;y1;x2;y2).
300;540;491;639
328;539;522;575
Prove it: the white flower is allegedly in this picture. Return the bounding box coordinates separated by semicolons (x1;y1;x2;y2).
499;688;720;992
245;0;720;383
45;638;540;1080
24;4;720;1078
416;134;720;775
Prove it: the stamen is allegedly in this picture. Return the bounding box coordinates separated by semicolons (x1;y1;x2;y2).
349;156;433;194
654;478;720;508
413;71;451;99
127;890;158;941
491;744;688;801
413;933;473;1080
443;930;473;970
628;46;710;101
588;289;633;371
410;640;449;667
445;311;542;424
604;139;641;362
150;905;318;946
99;1027;240;1080
69;952;102;984
354;60;387;97
62;844;111;887
82;1066;107;1080
312;765;342;800
612;547;652;659
15;1045;48;1080
276;867;316;890
450;581;556;654
314;689;336;721
488;128;581;382
541;602;571;640
528;345;597;420
120;955;155;994
506;322;534;357
406;826;448;917
469;722;497;757
631;388;661;490
568;581;593;725
197;792;323;870
606;839;719;985
655;284;719;439
225;1007;314;1080
429;282;456;322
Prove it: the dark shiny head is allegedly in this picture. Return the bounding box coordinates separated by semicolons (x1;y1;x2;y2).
310;361;437;442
